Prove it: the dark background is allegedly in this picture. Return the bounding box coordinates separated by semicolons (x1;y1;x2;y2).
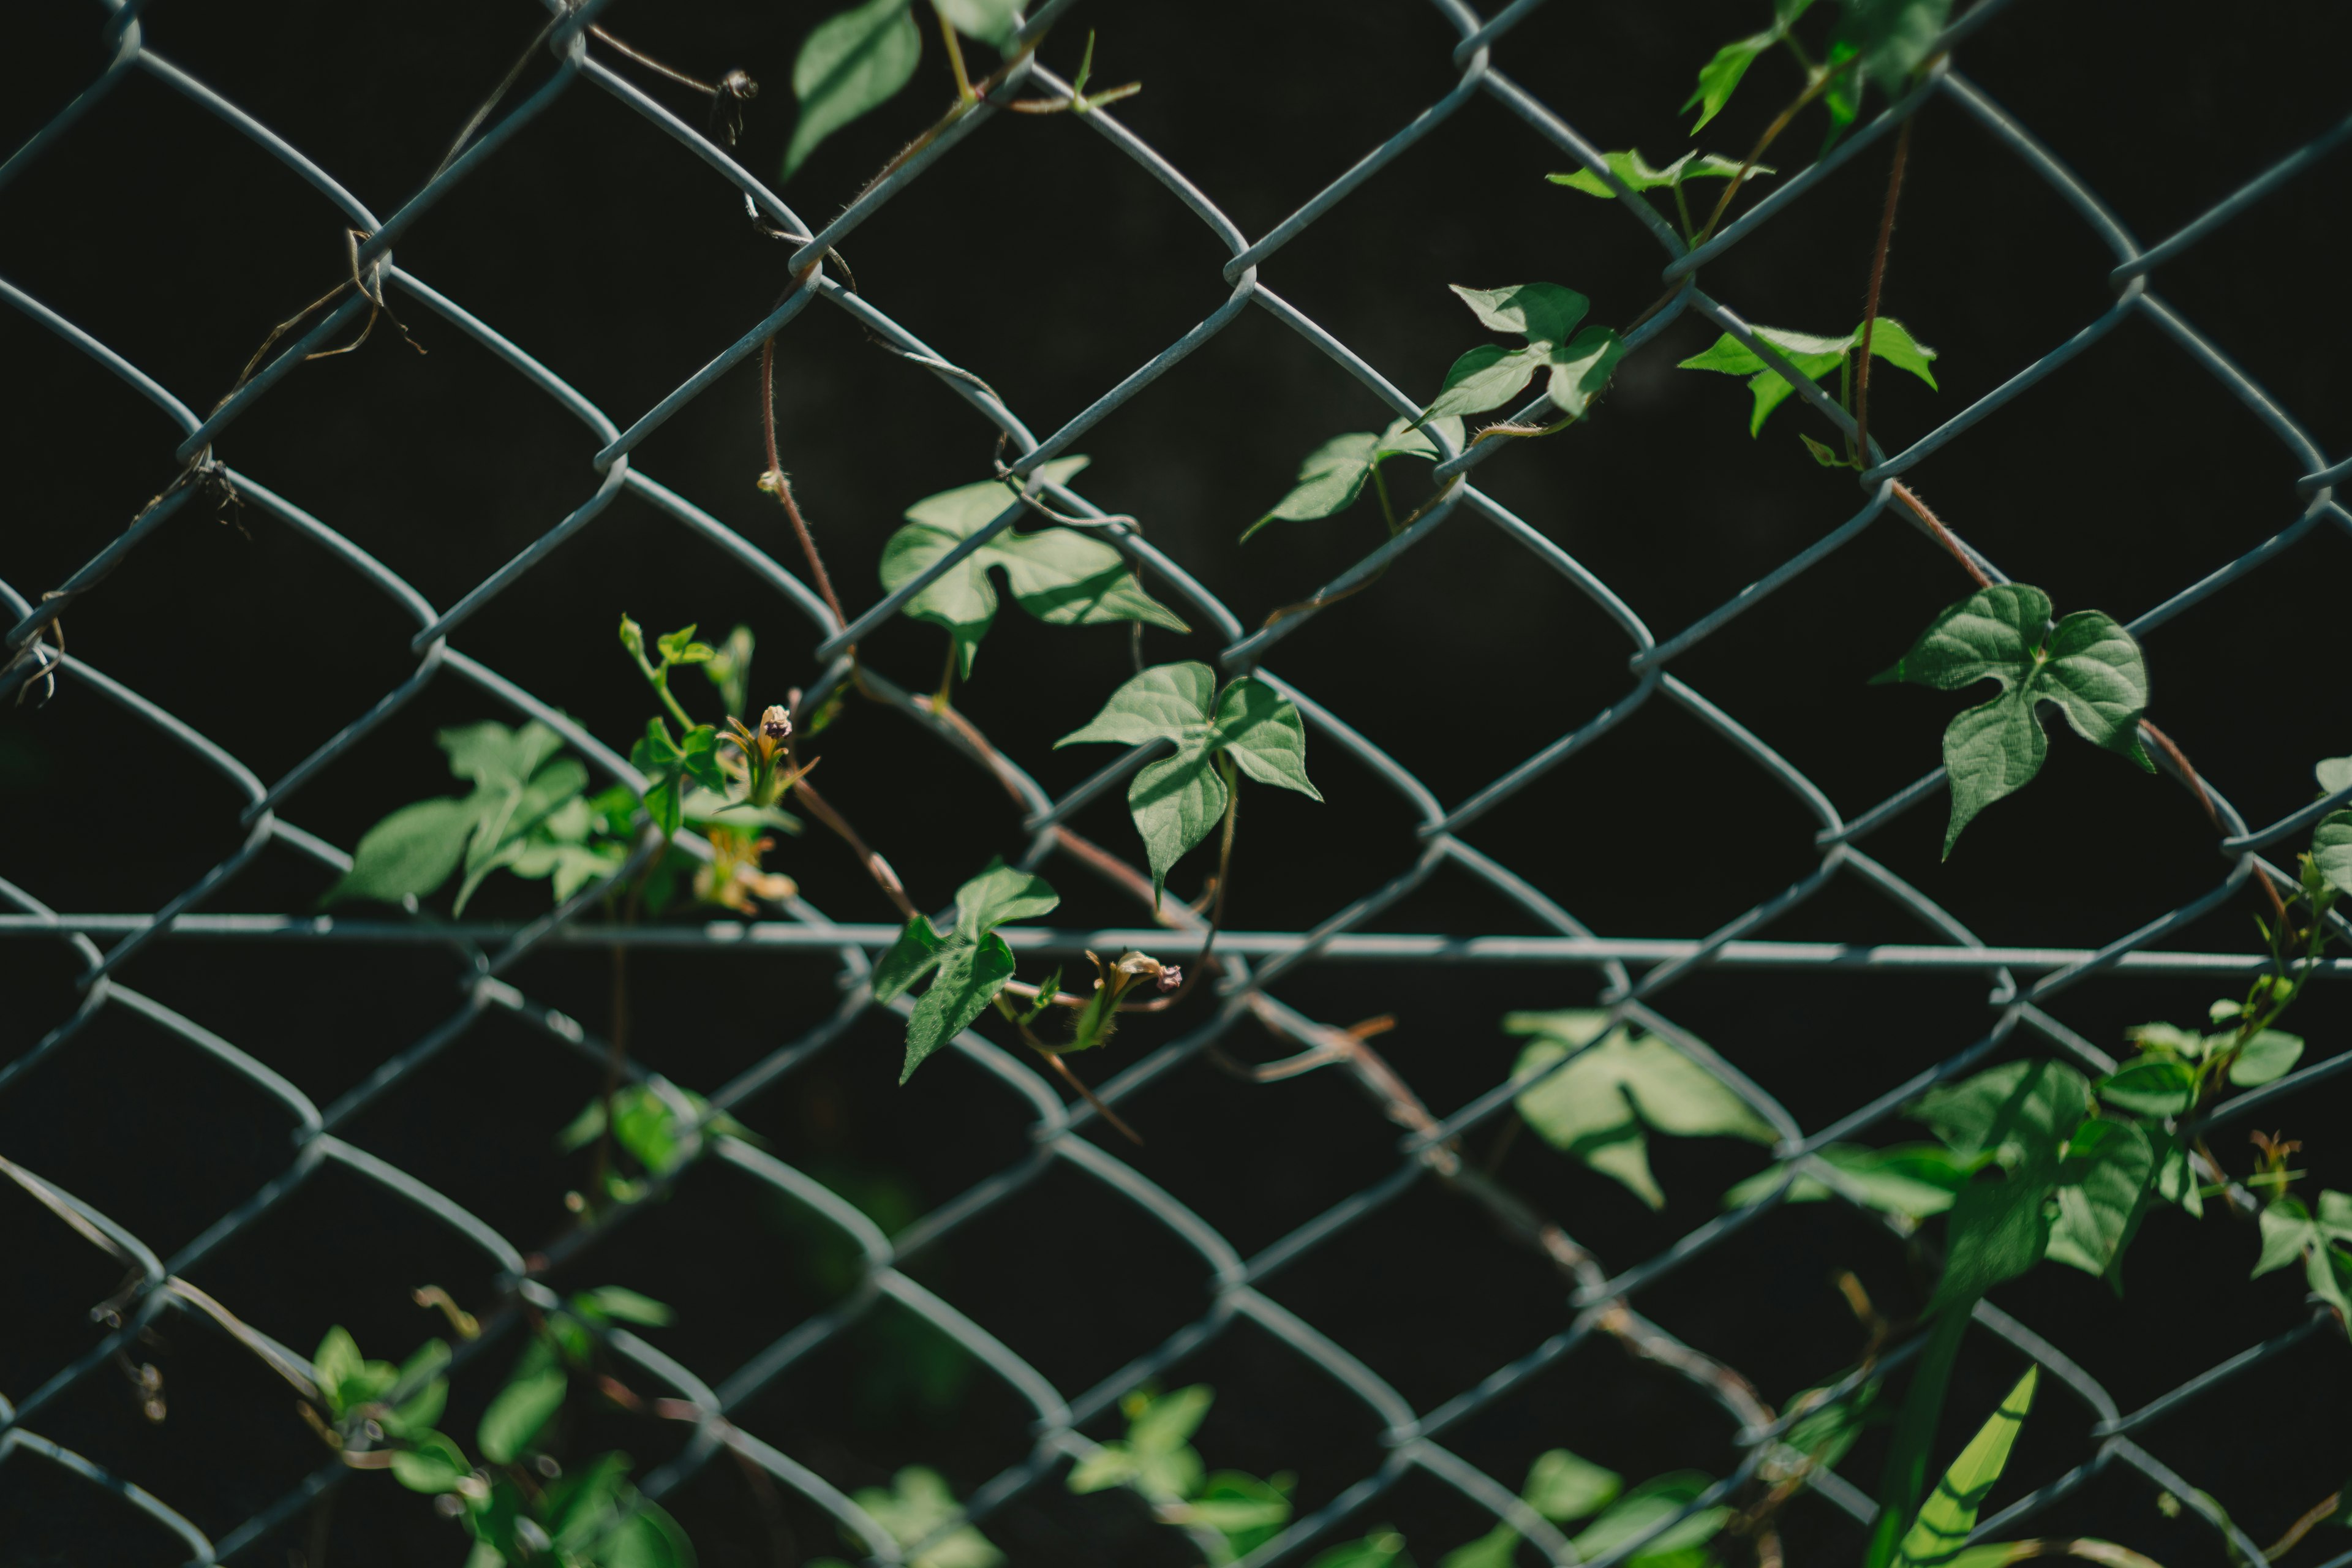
4;0;2351;1564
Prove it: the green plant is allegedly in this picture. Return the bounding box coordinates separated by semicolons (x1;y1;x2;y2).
809;1466;1003;1568
783;0;1138;181
306;1289;693;1567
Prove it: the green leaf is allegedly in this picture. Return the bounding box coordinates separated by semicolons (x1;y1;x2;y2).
1129;744;1228;898
1448;282;1589;345
952;858;1061;938
382;1376;450;1440
1910;1060;2090;1175
1682;31;1776;133
2123;1022;2209;1059
390;1430;473;1495
880;458;1186;677
785;0;922;179
477;1363;567;1464
1784;1379;1882;1470
872;914;950;1002
1931;1172;2051;1310
2313;810;2352;899
2154;1139;2204;1218
1306;1533;1411;1568
1866;317;1940;389
324;797;480;907
1724;1142;1975;1218
1547;149;1763;198
852;1468;1005;1568
1890;1366;2037;1568
2229;1030;2304;1087
1438;1526;1517;1568
1572;1472;1726;1560
1834;0;1956;96
1523;1449;1622;1523
902;933;1017;1082
2254;1197;2316;1279
1243;417;1464;541
701;624;755;719
1511;1023;1774;1208
1129;1384;1213;1453
1874;584;2049;692
1677;325;1855;379
1938;685;2047;856
575;1286;673;1327
2097;1059;2195;1118
1800;432;1846;466
1180;1471;1292;1559
654;625;715;665
1874;585;2150;852
933;0;1022;48
1425;342;1547;420
1057;661;1218;747
440;721;565;791
2038;611;2155;766
1545;326;1627;418
2044;1117;2155;1281
314;1327;364;1417
1061;663;1316;898
1212;678;1321;801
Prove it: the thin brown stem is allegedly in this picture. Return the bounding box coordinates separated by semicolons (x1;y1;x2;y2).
1694;53;1862;244
2264;1489;2342;1560
1042;1049;1143;1143
1889;481;1991;589
589;24;725;96
794;776;919;922
758;338;849;633
2135;718;2228;839
1852;115;1914;464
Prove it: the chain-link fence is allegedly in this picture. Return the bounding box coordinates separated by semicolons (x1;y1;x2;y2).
5;0;2352;1564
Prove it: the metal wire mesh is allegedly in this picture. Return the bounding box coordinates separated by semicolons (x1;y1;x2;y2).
4;0;2351;1563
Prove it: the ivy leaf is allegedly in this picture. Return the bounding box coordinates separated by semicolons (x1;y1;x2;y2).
1069;1385;1212;1502
1545;326;1627;418
1930;1171;2051;1310
1572;1472;1728;1561
1426;342;1548;420
441;720;565;790
2044;1117;2155;1283
933;0;1022;48
630;719;725;839
389;1430;473;1495
654;624;715;665
2154;1139;2205;1218
573;1286;674;1327
2097;1059;2194;1118
1523;1449;1623;1523
478;1362;567;1464
323;798;478;907
785;0;922;179
1678;320;1937;436
1889;1367;2035;1568
1449;282;1589;345
1307;1534;1411;1568
2313;809;2352;899
1681;0;1813;131
1547;149;1765;198
2228;1030;2304;1087
1244;417;1464;541
1724;1141;1976;1218
326;722;591;911
880;458;1188;677
1834;0;1956;97
878;860;1058;1083
1873;585;2152;854
1057;664;1319;899
1177;1471;1292;1560
1509;1013;1774;1209
1910;1059;2089;1176
851;1468;1005;1568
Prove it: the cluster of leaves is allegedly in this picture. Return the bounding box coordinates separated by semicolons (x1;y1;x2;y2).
1246;417;1462;543
1056;661;1321;899
1686;0;1955;149
1549;148;1773;246
326;722;631;914
783;0;1023;176
1068;1385;1294;1563
314;1290;690;1567
1069;1386;1725;1568
880;458;1189;684
1423;284;1627;426
556;1079;762;1207
1678;318;1937;464
1509;1010;1777;1209
328;620;799;921
874;859;1061;1082
810;1466;1003;1568
1874;583;2154;855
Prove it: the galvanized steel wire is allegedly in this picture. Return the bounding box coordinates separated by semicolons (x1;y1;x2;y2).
4;0;2351;1564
